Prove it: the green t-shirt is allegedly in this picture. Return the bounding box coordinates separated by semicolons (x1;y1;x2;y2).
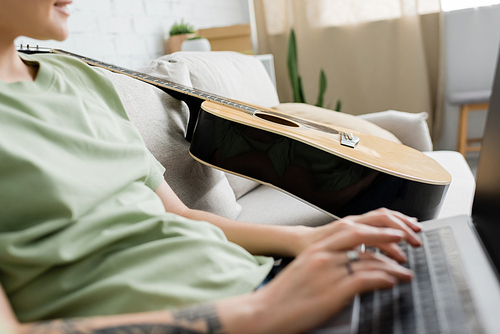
0;54;273;322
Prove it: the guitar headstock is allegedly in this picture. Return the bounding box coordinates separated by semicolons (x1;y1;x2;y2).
17;44;51;54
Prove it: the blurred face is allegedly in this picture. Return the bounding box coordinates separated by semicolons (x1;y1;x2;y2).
0;0;72;42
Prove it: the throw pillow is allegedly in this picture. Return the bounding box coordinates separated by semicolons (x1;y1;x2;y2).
159;51;280;108
358;110;433;151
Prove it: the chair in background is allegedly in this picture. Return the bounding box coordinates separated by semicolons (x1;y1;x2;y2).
449;90;490;156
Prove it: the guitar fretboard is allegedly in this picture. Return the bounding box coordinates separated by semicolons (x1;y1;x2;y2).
48;48;338;135
53;49;260;113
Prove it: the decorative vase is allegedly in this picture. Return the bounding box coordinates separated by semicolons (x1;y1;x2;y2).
181;38;212;52
165;33;195;54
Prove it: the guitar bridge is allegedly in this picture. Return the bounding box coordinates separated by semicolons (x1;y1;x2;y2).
340;132;360;148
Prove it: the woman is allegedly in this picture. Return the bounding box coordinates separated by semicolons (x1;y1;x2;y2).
0;0;420;333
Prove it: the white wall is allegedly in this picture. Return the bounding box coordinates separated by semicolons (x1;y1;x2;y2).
16;0;250;70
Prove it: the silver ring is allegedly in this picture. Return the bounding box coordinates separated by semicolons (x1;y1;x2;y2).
345;262;354;275
346;250;360;262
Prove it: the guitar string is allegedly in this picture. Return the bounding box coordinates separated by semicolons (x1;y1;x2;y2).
51;49;339;135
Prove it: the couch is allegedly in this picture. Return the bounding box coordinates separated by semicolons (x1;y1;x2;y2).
98;51;475;226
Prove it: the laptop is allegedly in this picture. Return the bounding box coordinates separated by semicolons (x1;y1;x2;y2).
309;48;500;334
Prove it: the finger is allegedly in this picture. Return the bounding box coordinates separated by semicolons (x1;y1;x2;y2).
321;250;400;271
355;250;401;265
375;243;408;263
355;209;422;247
370;211;421;246
337;251;412;280
388;210;423;232
333;271;398;306
349;260;413;281
321;249;401;271
318;225;404;252
374;209;422;235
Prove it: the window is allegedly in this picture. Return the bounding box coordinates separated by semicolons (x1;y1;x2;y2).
441;0;500;12
304;0;441;28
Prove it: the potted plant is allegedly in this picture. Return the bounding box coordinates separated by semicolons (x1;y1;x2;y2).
165;20;196;54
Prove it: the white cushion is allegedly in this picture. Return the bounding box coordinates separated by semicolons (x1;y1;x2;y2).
358;110;433;151
98;62;242;219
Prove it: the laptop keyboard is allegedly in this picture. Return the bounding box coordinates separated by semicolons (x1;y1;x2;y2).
357;228;476;334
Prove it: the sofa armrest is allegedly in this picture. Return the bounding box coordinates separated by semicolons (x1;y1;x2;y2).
424;151;475;218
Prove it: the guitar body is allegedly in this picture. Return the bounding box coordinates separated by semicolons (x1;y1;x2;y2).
18;47;452;221
190;101;451;221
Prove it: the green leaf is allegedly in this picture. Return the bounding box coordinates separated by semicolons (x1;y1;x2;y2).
298;76;307;103
334;99;342;112
287;29;306;103
315;69;328;108
169;20;195;36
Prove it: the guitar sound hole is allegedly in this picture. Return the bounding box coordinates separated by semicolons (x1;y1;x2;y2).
255;113;300;127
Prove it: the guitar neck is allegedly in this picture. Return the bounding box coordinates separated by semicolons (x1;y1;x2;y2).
50;49;342;134
50;49;255;112
18;46;340;138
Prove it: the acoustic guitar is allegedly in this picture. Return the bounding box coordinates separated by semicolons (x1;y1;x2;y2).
19;46;451;221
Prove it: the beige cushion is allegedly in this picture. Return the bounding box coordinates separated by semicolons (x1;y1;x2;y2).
158;51;280;108
98;62;242;219
272;103;402;144
359;110;433;151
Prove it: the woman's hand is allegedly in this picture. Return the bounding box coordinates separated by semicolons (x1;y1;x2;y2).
245;222;413;334
294;208;423;262
347;208;422;243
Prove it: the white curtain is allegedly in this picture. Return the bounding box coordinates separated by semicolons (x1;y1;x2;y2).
254;0;444;138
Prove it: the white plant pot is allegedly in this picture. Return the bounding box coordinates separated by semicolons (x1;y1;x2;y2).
181;38;212;52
